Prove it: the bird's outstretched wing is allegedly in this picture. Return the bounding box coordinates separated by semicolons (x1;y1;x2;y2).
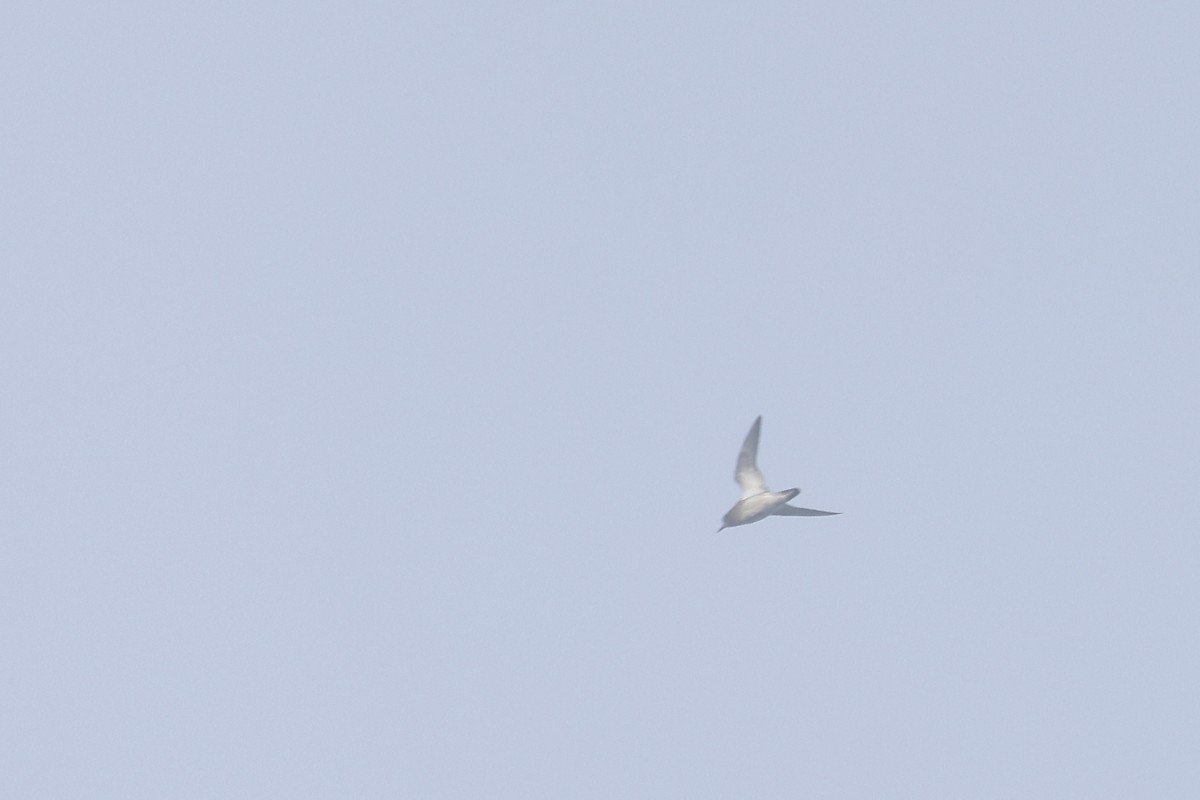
772;504;840;517
734;416;768;498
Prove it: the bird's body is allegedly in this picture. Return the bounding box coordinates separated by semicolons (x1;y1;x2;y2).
721;488;801;528
718;416;839;531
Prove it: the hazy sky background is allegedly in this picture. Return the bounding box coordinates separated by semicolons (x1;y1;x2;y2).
4;2;1198;797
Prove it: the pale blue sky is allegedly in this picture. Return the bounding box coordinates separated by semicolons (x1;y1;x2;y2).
4;2;1199;797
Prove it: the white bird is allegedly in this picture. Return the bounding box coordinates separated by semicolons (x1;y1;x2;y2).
718;416;839;531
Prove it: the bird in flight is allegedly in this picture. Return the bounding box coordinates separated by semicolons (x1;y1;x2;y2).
718;416;839;531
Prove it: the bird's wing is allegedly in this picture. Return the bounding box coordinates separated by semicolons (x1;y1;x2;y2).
772;504;840;517
734;416;769;498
